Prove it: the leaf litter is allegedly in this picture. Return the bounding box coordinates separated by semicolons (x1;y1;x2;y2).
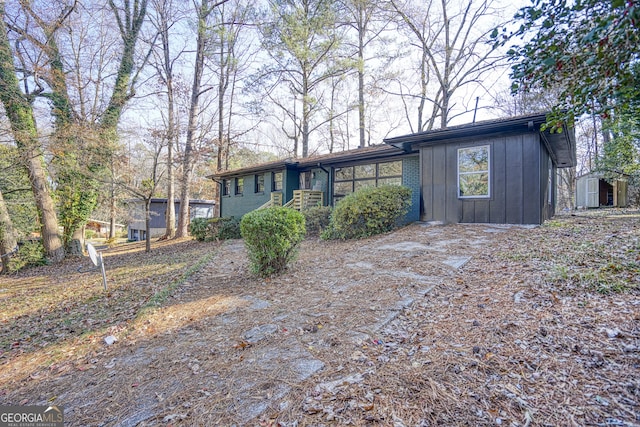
0;209;638;426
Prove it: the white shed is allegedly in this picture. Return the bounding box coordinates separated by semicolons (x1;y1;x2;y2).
575;173;628;208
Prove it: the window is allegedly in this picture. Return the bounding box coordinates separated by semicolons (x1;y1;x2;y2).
235;177;244;195
299;171;312;189
458;145;490;198
333;160;403;202
255;174;265;193
192;206;213;219
222;179;230;196
273;171;283;191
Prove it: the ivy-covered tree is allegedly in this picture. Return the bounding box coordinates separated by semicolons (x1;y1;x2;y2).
505;0;640;127
0;3;65;263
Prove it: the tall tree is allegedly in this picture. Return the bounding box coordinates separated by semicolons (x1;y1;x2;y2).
210;0;255;172
9;1;100;254
176;0;217;238
102;0;149;238
388;0;503;131
343;0;388;148
0;3;64;262
259;0;349;158
149;0;183;238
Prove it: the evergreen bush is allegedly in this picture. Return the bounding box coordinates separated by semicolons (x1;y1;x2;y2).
189;217;210;241
212;217;242;240
240;207;306;277
9;240;47;272
322;185;411;240
302;205;332;236
190;217;242;241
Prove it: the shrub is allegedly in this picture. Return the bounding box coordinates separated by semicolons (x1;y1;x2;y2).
211;217;242;240
322;185;411;240
303;205;332;236
240;207;306;277
190;217;210;241
190;217;242;242
9;240;47;272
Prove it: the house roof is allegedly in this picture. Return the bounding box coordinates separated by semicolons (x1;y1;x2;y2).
87;219;125;228
125;198;215;205
384;113;576;168
208;144;413;179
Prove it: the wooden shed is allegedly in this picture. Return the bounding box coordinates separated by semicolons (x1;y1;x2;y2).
384;113;576;224
575;173;628;208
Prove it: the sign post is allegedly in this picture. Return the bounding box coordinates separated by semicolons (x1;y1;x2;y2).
86;243;107;291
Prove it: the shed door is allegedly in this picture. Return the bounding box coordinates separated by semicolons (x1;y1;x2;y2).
586;178;599;207
616;180;628;207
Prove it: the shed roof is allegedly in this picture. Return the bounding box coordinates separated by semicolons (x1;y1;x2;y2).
384;113;576;168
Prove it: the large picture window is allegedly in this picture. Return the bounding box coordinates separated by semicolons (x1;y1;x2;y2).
333;160;402;202
458;145;490;198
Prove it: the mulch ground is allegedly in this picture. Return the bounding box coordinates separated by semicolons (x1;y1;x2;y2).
0;209;638;426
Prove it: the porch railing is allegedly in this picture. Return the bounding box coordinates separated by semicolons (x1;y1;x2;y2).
256;190;323;211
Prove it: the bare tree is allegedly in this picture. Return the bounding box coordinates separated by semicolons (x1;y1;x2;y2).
387;0;505;131
209;0;256;172
177;0;229;238
119;131;165;252
342;0;392;148
101;0;150;238
148;0;186;238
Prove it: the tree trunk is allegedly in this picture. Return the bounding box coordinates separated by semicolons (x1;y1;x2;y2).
177;0;210;238
0;189;17;273
164;40;176;238
109;179;117;239
165;134;176;238
68;226;84;256
0;7;64;263
302;75;310;158
357;1;366;149
145;198;152;253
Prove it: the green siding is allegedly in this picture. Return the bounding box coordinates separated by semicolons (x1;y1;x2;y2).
402;156;421;222
218;156;420;223
220;171;275;218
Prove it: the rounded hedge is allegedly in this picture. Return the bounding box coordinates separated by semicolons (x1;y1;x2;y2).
240;207;306;277
322;185;411;240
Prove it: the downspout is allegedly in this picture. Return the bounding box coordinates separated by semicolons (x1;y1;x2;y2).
210;176;222;217
317;163;331;206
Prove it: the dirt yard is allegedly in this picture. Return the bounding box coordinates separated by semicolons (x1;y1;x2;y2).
0;210;639;426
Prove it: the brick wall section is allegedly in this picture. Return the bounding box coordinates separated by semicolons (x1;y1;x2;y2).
402;156;421;223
